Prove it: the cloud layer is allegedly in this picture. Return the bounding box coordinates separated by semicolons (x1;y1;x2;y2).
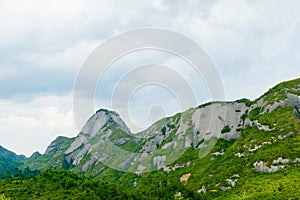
1;0;300;156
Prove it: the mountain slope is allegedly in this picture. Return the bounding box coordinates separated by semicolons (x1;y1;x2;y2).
0;145;26;178
22;136;74;171
22;78;300;199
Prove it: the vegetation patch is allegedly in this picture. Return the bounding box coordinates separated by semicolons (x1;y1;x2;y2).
221;125;231;134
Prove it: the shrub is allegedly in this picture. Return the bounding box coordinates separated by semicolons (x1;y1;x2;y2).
221;125;231;134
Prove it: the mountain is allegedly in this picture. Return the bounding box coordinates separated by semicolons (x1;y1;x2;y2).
0;145;26;178
21;78;300;199
22;136;74;171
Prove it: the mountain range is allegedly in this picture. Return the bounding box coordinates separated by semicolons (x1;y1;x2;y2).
1;78;300;199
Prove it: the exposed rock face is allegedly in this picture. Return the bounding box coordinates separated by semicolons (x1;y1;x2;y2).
63;109;132;170
253;161;285;173
81;109;130;137
113;138;130;145
212;150;225;156
263;94;300;113
234;152;245;157
81;156;97;172
294;158;300;163
180;173;191;183
45;136;71;155
191;102;247;142
197;186;207;194
26;95;298;173
23;78;300;176
153;155;166;170
226;179;237;187
273;157;290;165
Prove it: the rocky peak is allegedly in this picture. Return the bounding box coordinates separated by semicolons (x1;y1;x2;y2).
81;109;130;137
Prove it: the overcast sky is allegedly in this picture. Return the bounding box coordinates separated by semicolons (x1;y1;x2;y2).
1;0;300;156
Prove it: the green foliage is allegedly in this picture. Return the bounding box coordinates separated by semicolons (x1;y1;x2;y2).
235;98;252;107
106;124;142;153
22;136;74;171
0;193;10;200
161;126;167;135
197;101;226;109
0;170;203;200
241;113;248;125
248;107;261;121
0;170;133;199
167;124;176;129
0;146;26;179
221;125;231;134
214;168;300;200
257;106;300;131
236;127;243;132
257;78;300;106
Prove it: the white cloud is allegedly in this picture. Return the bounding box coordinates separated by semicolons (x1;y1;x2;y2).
18;39;100;73
0;94;77;156
173;0;300;99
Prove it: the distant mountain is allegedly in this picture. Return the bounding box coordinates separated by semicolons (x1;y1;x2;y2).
21;78;300;198
0;145;26;178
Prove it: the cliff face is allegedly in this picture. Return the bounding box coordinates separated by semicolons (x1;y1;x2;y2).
23;78;300;188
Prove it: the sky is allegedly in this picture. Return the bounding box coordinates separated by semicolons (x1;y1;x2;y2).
1;0;300;156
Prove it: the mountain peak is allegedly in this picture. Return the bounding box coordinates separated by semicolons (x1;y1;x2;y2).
96;108;119;116
81;108;130;137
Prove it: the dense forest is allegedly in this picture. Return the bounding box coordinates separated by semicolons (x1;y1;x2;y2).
0;169;204;200
0;167;300;199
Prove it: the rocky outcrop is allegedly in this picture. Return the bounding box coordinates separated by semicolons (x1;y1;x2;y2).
180;173;191;183
273;157;290;165
153;155;166;170
64;109;131;168
81;109;130;137
253;161;285;173
263;94;300;113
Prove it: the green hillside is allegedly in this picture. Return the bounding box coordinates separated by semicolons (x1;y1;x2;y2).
22;136;75;171
0;146;26;179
